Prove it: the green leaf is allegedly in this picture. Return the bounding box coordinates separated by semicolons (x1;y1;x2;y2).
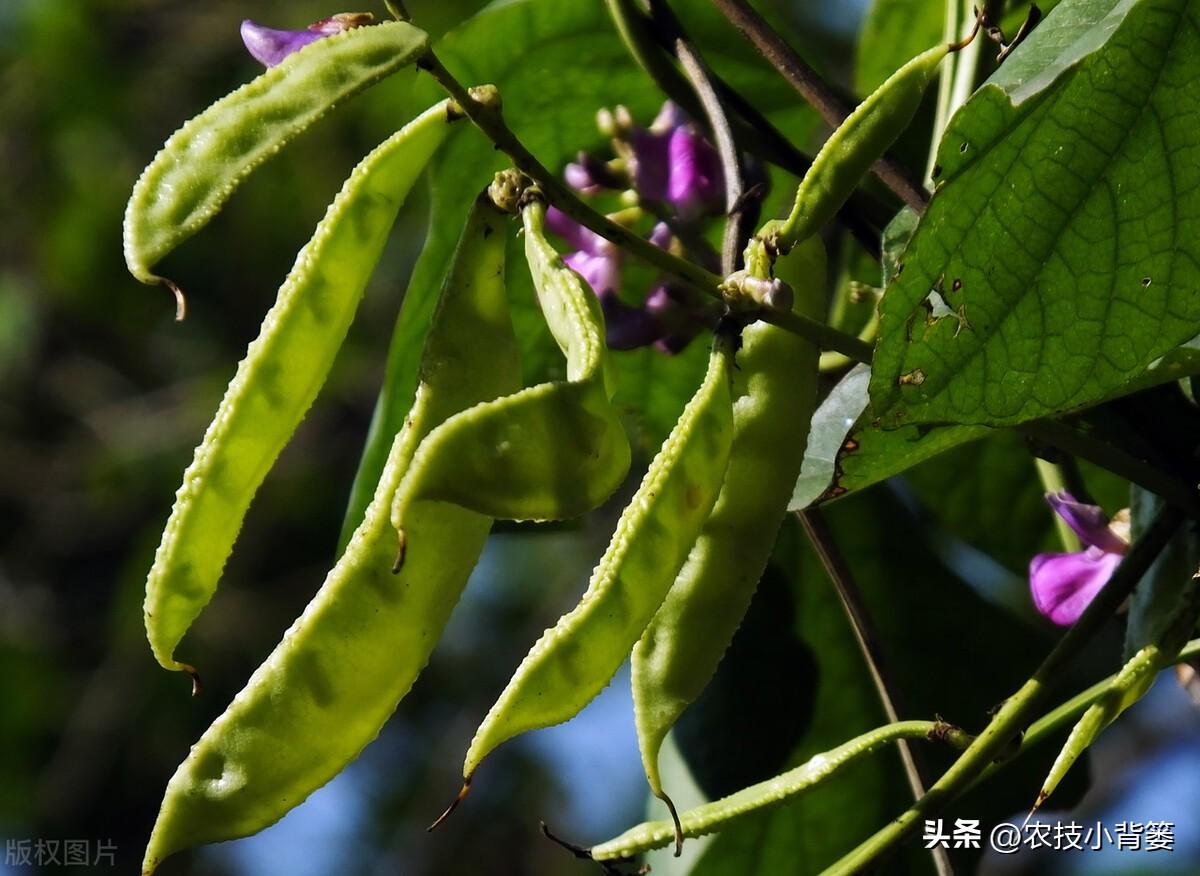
790;364;990;510
870;0;1200;428
856;0;945;95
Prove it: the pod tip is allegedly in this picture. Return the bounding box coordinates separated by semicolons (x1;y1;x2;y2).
428;777;471;831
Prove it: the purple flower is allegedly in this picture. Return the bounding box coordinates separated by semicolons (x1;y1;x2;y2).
630;103;724;220
240;13;374;67
546;208;665;350
1030;493;1130;626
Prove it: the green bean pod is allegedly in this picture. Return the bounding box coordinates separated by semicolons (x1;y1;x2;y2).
142;198;521;875
1036;584;1200;810
143;98;468;679
459;334;736;790
631;236;825;829
389;196;630;531
772;43;949;252
592;721;970;861
124;20;428;304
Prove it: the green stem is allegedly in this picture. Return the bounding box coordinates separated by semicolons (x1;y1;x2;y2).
591;720;973;860
756;308;873;364
820;505;1184;875
976;635;1200;785
819;307;879;372
418;51;874;363
928;0;980;182
797;510;956;876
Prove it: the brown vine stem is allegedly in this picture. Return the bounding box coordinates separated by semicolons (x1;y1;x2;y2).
709;0;930;213
645;0;750;274
797;508;954;876
602;0;885;254
417;50;874;363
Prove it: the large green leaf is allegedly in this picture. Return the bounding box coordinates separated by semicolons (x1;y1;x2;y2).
870;0;1200;428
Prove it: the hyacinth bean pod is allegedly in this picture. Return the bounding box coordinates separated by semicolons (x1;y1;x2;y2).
1036;584;1200;810
771;43;950;253
632;236;826;839
123;20;428;308
389;195;630;533
142;198;521;875
459;331;736;795
143;98;470;680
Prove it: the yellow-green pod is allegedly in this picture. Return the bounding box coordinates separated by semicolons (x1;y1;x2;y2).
124;20;428;302
389;196;630;531
142;198;520;875
1035;644;1165;811
773;44;949;252
144;98;466;680
632;237;825;837
459;336;736;793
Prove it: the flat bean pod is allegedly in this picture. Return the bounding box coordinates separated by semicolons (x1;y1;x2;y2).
460;332;736;792
772;43;949;253
142;198;521;875
390;196;630;531
144;98;467;679
124;20;428;304
632;237;825;829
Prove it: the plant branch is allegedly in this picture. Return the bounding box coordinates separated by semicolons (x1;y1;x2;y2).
820;504;1185;875
756;308;873;363
420;53;722;293
603;0;884;254
709;0;930;212
648;0;750;274
975;634;1200;785
418;51;874;362
797;509;954;876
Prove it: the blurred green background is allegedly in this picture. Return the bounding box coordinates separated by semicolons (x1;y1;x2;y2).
4;2;1200;875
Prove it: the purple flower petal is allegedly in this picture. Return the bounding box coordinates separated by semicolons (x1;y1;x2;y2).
650;101;687;132
240;20;325;67
545;207;607;255
667;125;723;220
564;162;602;194
1046;492;1127;554
647;222;674;251
564;249;620;297
1030;546;1123;626
631;127;671;203
645;285;701;354
597;290;666;350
